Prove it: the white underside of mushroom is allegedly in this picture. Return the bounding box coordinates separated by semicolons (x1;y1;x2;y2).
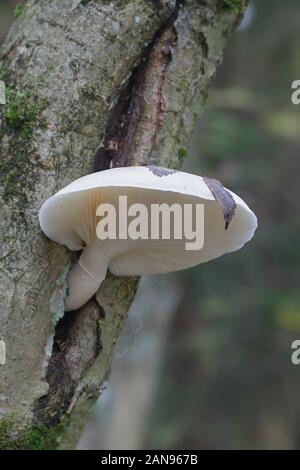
39;167;257;312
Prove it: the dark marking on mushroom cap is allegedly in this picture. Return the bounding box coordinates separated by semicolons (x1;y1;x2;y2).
147;166;177;177
203;177;236;230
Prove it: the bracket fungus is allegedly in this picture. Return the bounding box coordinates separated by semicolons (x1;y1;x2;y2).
39;166;257;311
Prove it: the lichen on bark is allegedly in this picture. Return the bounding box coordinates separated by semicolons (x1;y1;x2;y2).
0;0;248;449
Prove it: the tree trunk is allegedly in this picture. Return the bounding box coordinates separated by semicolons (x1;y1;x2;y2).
0;0;247;450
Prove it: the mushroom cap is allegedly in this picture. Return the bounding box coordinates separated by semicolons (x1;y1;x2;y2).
39;166;257;276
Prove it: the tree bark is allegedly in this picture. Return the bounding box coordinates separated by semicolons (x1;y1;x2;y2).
0;0;247;450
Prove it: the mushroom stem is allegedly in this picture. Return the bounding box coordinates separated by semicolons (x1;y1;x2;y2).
64;248;108;311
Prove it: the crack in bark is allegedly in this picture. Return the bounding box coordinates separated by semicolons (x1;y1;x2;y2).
34;299;103;426
198;32;209;58
93;1;181;171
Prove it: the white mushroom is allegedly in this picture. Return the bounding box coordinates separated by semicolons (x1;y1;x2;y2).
39;166;257;311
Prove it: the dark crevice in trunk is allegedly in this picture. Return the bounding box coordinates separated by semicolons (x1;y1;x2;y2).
34;299;104;426
93;0;182;172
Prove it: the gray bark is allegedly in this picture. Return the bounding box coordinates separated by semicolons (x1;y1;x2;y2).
0;0;246;449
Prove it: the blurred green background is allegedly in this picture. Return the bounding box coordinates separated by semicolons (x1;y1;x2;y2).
1;0;300;450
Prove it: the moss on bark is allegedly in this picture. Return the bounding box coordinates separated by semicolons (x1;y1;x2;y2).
0;415;70;450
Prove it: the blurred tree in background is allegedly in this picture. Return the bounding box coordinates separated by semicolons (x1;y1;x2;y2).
145;0;300;450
